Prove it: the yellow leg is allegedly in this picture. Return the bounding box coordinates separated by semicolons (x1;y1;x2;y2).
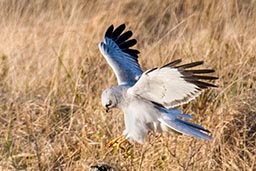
107;134;127;150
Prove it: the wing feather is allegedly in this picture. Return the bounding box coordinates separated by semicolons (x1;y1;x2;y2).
160;59;182;68
116;31;133;44
99;24;143;85
175;61;204;69
104;25;114;38
128;59;217;108
119;39;137;49
112;24;126;39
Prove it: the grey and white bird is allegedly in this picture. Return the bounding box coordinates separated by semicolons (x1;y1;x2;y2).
99;24;217;145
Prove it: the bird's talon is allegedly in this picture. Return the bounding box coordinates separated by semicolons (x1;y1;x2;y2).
107;135;127;150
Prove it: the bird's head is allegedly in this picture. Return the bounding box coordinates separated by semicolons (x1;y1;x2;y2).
101;88;118;113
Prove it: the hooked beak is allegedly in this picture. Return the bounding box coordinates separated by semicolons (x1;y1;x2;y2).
105;106;110;113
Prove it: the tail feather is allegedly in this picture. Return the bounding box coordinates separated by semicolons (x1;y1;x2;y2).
165;109;193;119
177;119;210;133
159;118;212;140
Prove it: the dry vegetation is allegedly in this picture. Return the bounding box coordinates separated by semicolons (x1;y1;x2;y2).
0;0;255;170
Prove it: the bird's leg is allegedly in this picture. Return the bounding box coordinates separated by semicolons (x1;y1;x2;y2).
107;134;127;150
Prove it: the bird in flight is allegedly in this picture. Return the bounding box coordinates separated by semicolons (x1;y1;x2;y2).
99;24;217;147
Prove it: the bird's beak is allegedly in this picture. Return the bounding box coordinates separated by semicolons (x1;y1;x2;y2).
105;106;109;113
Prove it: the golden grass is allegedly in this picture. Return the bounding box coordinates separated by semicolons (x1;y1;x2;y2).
0;0;255;170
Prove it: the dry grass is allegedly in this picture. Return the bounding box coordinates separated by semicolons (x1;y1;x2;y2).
0;0;255;170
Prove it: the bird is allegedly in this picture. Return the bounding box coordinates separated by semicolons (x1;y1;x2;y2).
98;23;217;147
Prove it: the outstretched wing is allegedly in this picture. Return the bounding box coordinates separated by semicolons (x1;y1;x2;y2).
99;24;143;85
128;59;217;108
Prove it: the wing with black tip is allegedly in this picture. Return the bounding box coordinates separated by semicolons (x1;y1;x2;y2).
128;59;218;108
99;24;142;85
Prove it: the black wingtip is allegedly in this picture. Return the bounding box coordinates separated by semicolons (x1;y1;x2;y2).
104;24;140;58
176;61;204;69
189;80;217;89
183;75;218;80
185;69;215;74
112;24;126;40
162;60;218;89
105;25;114;38
116;31;133;44
160;59;182;68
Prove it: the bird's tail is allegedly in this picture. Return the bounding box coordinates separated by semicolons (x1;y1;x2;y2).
159;116;212;140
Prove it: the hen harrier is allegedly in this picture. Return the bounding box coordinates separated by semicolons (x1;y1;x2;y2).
99;24;217;147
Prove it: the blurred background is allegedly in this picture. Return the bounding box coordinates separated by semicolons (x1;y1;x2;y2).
0;0;255;170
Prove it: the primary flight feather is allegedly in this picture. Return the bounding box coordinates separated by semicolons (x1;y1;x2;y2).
99;24;217;144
